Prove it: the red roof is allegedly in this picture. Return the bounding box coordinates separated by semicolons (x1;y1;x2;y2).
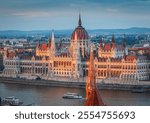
41;43;47;50
125;55;137;61
71;26;89;40
101;43;124;51
104;43;112;51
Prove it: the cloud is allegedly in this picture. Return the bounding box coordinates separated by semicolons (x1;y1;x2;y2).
12;11;51;17
0;0;150;30
0;0;150;14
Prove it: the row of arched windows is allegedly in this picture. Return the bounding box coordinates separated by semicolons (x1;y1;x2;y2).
54;61;72;67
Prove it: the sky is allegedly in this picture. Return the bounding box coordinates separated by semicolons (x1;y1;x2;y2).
0;0;150;30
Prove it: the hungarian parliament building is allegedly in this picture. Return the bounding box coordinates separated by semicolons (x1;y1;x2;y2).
2;15;150;82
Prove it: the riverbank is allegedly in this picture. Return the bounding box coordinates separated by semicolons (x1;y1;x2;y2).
0;77;86;88
0;77;150;92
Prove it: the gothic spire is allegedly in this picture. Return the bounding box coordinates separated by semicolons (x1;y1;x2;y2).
48;33;51;48
51;30;55;55
37;35;40;48
78;12;82;26
100;35;103;48
123;34;126;56
111;34;115;48
112;34;115;43
123;34;126;48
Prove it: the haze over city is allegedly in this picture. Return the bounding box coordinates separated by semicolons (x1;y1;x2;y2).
0;0;150;30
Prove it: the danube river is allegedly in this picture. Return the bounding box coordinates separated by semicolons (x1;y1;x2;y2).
0;83;150;106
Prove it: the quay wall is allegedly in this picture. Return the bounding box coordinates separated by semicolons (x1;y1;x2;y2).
0;77;150;91
0;77;85;88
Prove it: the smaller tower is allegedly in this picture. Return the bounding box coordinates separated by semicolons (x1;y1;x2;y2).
36;35;41;56
123;34;126;56
111;34;115;49
100;36;103;49
50;30;55;56
37;35;41;48
48;36;51;48
123;34;126;48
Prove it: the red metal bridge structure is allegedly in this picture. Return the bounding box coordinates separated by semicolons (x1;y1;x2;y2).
84;46;105;106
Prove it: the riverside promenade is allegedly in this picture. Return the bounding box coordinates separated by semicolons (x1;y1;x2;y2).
0;77;150;91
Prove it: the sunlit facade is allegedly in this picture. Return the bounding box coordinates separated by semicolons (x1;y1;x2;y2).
2;15;150;81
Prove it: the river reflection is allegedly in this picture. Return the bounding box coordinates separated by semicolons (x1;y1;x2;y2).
0;83;150;106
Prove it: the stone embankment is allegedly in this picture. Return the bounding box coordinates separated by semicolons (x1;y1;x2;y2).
0;77;150;92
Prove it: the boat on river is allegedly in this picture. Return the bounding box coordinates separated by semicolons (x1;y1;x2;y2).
62;92;82;99
2;96;23;106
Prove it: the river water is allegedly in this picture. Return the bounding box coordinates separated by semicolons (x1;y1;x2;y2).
0;83;150;106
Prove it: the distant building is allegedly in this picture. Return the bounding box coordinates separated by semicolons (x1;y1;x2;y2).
128;36;150;59
2;14;150;81
0;42;3;48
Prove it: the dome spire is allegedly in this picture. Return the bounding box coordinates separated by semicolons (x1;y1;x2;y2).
78;12;82;26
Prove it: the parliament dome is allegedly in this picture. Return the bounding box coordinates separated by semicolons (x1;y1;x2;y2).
71;14;89;41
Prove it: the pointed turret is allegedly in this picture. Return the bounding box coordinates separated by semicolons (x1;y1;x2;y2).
48;36;51;48
51;30;55;55
37;35;41;48
111;34;115;49
123;34;126;48
78;13;82;26
123;34;126;56
100;36;103;48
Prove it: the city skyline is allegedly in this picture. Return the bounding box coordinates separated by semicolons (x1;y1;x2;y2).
0;0;150;30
